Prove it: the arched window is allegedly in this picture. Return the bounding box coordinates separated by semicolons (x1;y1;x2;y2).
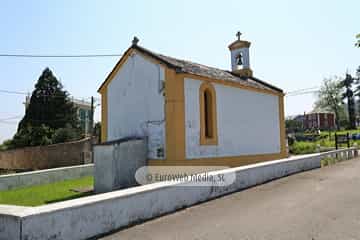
200;82;218;145
204;89;213;138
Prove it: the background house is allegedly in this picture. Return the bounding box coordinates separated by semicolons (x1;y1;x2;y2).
72;98;93;135
303;112;335;130
25;96;94;135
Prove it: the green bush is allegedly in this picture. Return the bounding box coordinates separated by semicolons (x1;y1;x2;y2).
11;124;53;148
318;139;334;148
52;125;80;144
290;141;317;155
0;139;13;151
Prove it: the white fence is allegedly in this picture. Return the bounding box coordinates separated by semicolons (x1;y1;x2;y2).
0;148;357;240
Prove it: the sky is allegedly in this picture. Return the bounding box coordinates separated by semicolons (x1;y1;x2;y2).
0;0;358;142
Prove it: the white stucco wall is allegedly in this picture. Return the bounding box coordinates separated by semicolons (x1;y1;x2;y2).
184;78;280;159
107;53;165;159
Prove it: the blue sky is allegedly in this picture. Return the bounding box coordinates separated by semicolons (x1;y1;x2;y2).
0;0;358;142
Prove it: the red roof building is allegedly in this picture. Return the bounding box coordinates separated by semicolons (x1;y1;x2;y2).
303;112;335;130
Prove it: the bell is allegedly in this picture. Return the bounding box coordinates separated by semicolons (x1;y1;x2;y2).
236;53;243;65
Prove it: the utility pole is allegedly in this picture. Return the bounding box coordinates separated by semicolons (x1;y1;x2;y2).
90;96;94;138
90;96;95;163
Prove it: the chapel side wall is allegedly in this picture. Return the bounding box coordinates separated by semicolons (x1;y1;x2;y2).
184;78;281;159
106;53;166;159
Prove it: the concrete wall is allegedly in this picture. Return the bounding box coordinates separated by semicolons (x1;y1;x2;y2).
107;52;166;159
0;164;93;191
0;205;25;240
0;138;92;171
184;78;280;159
1;148;357;240
94;138;147;193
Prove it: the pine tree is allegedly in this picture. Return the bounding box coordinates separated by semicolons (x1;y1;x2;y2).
12;68;80;147
340;74;356;129
19;68;78;130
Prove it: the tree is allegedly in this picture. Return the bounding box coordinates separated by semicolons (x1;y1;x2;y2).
52;124;81;144
356;34;360;47
339;74;356;129
94;122;101;143
18;68;78;130
0;139;13;151
11;68;80;148
285;118;303;134
314;77;343;130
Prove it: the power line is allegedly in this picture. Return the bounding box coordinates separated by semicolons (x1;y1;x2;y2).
0;53;122;58
0;90;69;98
285;86;320;95
0;89;28;95
0;121;18;125
0;115;22;121
0;89;96;101
286;90;319;97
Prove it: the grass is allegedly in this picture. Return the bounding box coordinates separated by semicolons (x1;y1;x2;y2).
289;141;317;155
321;157;337;167
290;129;360;155
319;129;360;137
0;176;93;206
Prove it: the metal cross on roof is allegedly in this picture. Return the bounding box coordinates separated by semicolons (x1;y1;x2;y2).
236;31;242;41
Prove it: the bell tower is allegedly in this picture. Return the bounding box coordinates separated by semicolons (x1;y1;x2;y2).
228;31;253;77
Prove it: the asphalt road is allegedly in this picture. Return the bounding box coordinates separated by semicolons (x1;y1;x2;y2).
99;158;360;240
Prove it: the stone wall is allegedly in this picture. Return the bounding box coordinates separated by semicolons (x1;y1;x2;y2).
0;138;92;171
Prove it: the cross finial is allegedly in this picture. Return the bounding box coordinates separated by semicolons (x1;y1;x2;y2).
236;31;242;41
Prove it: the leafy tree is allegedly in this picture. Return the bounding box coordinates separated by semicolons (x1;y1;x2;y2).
314;77;343;130
28;125;54;146
52;124;81;144
339;74;356;129
0;139;13;151
356;34;360;47
285;118;303;134
12;124;53;147
11;68;81;148
337;105;350;130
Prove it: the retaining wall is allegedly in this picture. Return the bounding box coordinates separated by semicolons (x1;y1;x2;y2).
0;138;92;171
94;138;147;193
0;148;357;240
0;164;94;191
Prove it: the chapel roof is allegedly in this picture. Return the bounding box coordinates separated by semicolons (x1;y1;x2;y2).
98;44;283;94
132;45;283;93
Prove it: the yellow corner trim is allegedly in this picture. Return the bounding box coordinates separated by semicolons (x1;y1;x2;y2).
278;95;287;156
164;68;186;161
98;48;135;93
100;89;108;142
